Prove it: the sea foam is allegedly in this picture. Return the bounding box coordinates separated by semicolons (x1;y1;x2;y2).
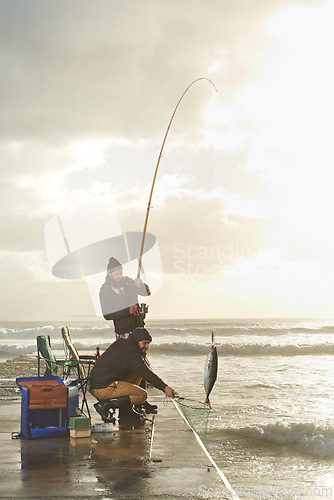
223;421;334;458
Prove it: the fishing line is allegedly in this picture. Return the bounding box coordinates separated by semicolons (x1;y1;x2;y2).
172;398;240;500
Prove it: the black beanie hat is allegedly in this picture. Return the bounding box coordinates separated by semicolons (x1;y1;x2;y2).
132;328;152;343
107;257;122;272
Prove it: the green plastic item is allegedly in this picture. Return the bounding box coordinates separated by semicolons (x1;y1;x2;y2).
68;416;91;429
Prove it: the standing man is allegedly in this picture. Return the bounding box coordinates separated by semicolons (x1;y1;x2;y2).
99;257;157;414
99;257;151;339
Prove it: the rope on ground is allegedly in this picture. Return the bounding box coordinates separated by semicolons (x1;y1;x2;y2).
172;397;240;500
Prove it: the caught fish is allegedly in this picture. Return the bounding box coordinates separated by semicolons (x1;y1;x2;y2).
204;332;218;409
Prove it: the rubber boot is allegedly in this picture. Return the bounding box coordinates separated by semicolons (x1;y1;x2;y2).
94;400;115;423
118;396;143;421
139;379;158;413
94;396;131;423
142;401;158;414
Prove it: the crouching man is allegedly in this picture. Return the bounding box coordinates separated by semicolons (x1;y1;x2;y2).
89;327;177;421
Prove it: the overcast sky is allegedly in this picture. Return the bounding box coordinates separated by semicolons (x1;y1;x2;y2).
1;0;334;321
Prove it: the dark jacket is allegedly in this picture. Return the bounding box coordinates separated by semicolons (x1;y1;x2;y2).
99;275;150;335
89;334;167;392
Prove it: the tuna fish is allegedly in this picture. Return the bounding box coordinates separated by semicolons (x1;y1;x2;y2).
204;337;218;409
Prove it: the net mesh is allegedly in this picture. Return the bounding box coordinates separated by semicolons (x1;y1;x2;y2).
176;397;211;449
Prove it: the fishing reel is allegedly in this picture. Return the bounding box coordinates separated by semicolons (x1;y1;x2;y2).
136;303;149;321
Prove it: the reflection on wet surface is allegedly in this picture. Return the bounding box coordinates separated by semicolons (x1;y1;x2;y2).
1;396;227;498
19;420;154;497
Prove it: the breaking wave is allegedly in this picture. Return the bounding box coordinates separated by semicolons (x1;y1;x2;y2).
150;342;334;356
0;344;36;359
148;324;334;337
2;320;334;362
3;339;334;361
221;421;334;458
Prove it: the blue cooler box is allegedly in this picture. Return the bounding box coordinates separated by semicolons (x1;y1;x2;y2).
16;376;68;439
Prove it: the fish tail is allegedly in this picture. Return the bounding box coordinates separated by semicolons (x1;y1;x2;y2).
204;398;212;409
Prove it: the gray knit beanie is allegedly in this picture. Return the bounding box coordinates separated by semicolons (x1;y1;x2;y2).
132;328;152;343
107;257;122;272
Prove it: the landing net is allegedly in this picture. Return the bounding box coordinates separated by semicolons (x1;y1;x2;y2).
173;397;240;500
175;397;210;449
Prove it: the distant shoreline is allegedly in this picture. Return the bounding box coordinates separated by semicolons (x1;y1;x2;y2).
2;316;332;324
0;354;38;400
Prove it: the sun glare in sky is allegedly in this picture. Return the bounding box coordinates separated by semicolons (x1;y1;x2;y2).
260;3;334;253
203;1;334;254
187;1;334;317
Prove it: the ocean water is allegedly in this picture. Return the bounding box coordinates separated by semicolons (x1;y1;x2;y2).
1;317;334;499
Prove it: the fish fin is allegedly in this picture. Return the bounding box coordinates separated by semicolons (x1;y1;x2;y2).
204;399;212;409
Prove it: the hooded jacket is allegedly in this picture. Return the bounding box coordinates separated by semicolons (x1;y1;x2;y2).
89;334;167;392
99;275;150;335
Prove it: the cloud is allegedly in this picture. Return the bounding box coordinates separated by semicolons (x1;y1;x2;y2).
0;0;331;320
114;173;274;277
0;0;317;142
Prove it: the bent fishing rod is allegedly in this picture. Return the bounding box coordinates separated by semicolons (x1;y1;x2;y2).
137;77;217;278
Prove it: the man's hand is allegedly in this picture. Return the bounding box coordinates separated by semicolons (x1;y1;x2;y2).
164;386;178;398
134;278;143;288
129;305;138;315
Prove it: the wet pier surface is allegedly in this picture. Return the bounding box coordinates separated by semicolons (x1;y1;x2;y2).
0;390;230;499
